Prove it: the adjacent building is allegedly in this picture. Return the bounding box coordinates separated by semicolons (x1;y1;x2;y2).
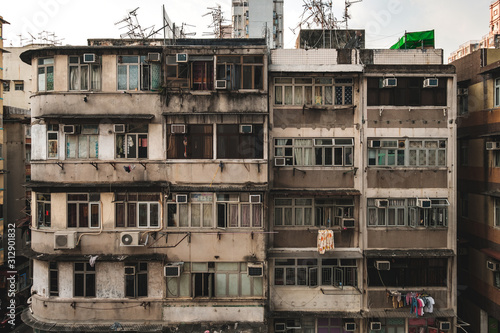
231;0;283;49
449;0;500;63
452;47;500;333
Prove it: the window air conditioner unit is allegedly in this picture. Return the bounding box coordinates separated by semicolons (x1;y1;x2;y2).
171;124;186;134
249;195;261;203
83;53;96;63
487;260;500;271
124;266;136;275
368;140;381;148
164;264;183;277
382;78;397;88
437;321;451;331
274;323;286;333
120;232;141;246
486;141;500;150
63;125;76;134
375;199;389;208
423;78;439;88
344;323;356;331
342;218;356;228
114;124;126;133
247;263;263;276
147;52;161;62
375;260;391;270
416;198;432;208
239;124;253;134
215;79;227;89
176;53;188;63
286;320;301;330
54;231;77;249
275;157;286;166
176;194;188;203
370;322;382;331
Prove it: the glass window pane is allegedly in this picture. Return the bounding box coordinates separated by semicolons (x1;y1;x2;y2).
203;204;213;227
253;276;263;295
215;274;227;296
191;204;201;227
129;65;139;90
275;86;283;104
138;203;148;227
117;65;127;90
294;86;303;105
179;204;188;227
89;135;99;158
241;204;250;227
284;207;293;225
150;203;159;227
252;204;262;227
228;273;239;296
304;86;312;104
284;86;293;105
295;207;303;225
66;135;77;159
325;86;333;105
241;273;251;296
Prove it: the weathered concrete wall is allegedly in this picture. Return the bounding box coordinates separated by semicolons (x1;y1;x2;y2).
366;108;449;129
273;169;354;189
273;108;355;129
366;169;448;188
162;304;265;323
366;229;448;248
273;229;357;248
31;161;267;184
271;287;361;312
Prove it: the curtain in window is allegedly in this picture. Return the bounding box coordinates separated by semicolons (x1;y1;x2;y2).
47;66;54;90
294;139;313;166
241;204;250;227
80;65;89;90
69;67;79;90
252;205;262;227
117;65;128;90
91;65;101;91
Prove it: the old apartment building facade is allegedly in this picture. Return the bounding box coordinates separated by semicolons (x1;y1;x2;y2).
19;38;457;332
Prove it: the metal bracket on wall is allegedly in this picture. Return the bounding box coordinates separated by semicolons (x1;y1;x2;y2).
90;162;98;170
140;162;147;170
56;162;64;170
109;162;116;170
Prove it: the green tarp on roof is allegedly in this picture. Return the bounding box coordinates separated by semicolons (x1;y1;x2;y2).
390;30;435;49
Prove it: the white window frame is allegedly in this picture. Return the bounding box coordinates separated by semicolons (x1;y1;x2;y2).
38;58;54;92
69;55;101;91
368;138;446;167
274;77;353;106
274;138;354;167
65;124;99;159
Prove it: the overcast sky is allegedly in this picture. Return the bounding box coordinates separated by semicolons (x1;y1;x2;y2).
0;0;494;62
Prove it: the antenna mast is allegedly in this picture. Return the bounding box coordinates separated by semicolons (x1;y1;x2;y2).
203;4;227;38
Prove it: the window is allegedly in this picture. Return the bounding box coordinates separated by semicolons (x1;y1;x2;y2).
460;140;468;166
125;262;148;298
274;258;358;288
216;193;262;228
320;259;357;288
409;318;437;333
2;81;9;92
67;193;100;228
115;124;148;159
74;262;96;297
318;318;345;333
167;193;263;228
165;56;189;88
191;61;214;90
367;258;447;287
274;77;353;106
274;198;354;227
495;198;500;227
166;262;263;298
495;271;500;289
167;124;213;159
47;124;58;159
69;55;101;91
38;58;54;91
0;143;3;158
275;138;353;166
368;139;446;167
216;55;264;90
117;55;161;91
461;192;469;218
367;77;447;106
378;319;406;333
66;125;99;159
367;198;448;228
496;78;500;107
458;87;468;114
115;193;160;228
14;81;24;91
49;262;58;296
37;194;51;228
217;124;264;159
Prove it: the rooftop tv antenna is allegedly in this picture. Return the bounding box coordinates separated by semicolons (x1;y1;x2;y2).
291;0;336;34
203;4;227;38
343;0;362;29
115;7;155;39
